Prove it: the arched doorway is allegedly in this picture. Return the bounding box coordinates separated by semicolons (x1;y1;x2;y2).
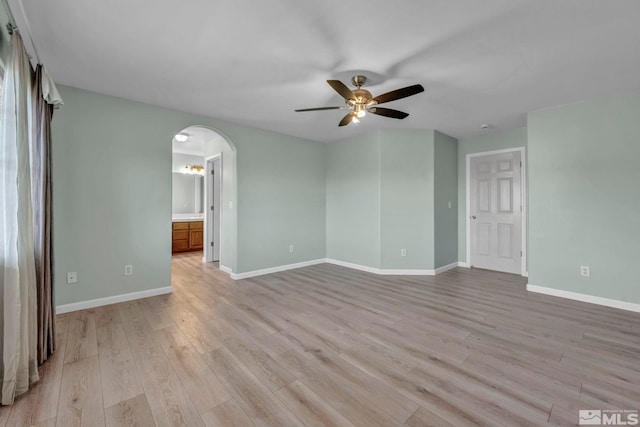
171;126;237;273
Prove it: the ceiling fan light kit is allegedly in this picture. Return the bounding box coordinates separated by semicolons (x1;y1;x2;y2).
295;75;424;127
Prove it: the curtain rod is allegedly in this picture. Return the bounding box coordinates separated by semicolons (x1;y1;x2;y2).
2;0;39;63
1;0;17;29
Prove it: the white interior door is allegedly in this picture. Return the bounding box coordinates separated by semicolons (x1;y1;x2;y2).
470;151;522;274
205;155;221;263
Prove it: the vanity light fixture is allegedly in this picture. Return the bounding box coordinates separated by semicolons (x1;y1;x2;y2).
184;164;205;175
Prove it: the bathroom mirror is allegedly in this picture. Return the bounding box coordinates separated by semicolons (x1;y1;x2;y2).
172;173;204;214
172;134;205;216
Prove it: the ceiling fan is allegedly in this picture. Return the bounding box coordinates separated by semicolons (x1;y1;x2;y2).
295;75;424;127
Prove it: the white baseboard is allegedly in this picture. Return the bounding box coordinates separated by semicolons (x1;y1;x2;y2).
325;258;385;274
379;268;435;275
455;261;527;277
435;262;460;274
231;259;326;280
234;258;449;278
325;259;461;276
527;284;640;314
219;265;232;274
56;286;173;314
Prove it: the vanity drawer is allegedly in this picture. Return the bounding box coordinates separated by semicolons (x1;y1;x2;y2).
172;240;190;253
173;230;189;240
173;222;189;230
189;221;203;230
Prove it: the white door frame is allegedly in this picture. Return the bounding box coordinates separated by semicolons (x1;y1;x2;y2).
204;153;222;263
466;147;527;276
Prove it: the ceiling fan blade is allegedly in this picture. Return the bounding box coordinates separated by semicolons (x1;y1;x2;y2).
372;84;424;104
295;106;347;112
368;107;409;119
338;112;356;127
327;80;355;101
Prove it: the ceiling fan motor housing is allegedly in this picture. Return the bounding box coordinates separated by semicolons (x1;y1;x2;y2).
352;89;373;104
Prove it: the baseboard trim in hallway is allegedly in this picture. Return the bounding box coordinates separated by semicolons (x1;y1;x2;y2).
527;283;640;313
233;258;461;280
230;259;326;280
324;258;460;276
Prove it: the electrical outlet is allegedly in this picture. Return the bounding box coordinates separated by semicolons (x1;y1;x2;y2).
289;244;294;253
401;249;407;257
67;272;78;284
580;265;590;277
448;201;452;209
124;265;133;276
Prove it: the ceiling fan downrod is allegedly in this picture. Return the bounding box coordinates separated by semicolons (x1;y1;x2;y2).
351;75;367;89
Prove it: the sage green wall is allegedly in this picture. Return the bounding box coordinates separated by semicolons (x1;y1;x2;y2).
234;127;326;272
457;127;528;262
380;130;435;269
52;85;325;306
434;131;458;268
53;87;171;306
326;129;455;271
326;132;381;268
528;91;640;304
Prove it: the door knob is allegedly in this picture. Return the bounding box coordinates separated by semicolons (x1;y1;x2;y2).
471;215;477;219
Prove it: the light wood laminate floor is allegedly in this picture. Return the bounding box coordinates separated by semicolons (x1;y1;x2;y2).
2;253;639;426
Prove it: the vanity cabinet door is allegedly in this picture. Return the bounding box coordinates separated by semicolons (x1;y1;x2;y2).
189;221;203;249
190;229;203;249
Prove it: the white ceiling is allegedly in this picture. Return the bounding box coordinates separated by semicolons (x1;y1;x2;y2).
13;0;640;142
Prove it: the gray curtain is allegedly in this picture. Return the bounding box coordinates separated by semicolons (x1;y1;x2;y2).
32;65;56;364
1;32;61;405
0;32;39;405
